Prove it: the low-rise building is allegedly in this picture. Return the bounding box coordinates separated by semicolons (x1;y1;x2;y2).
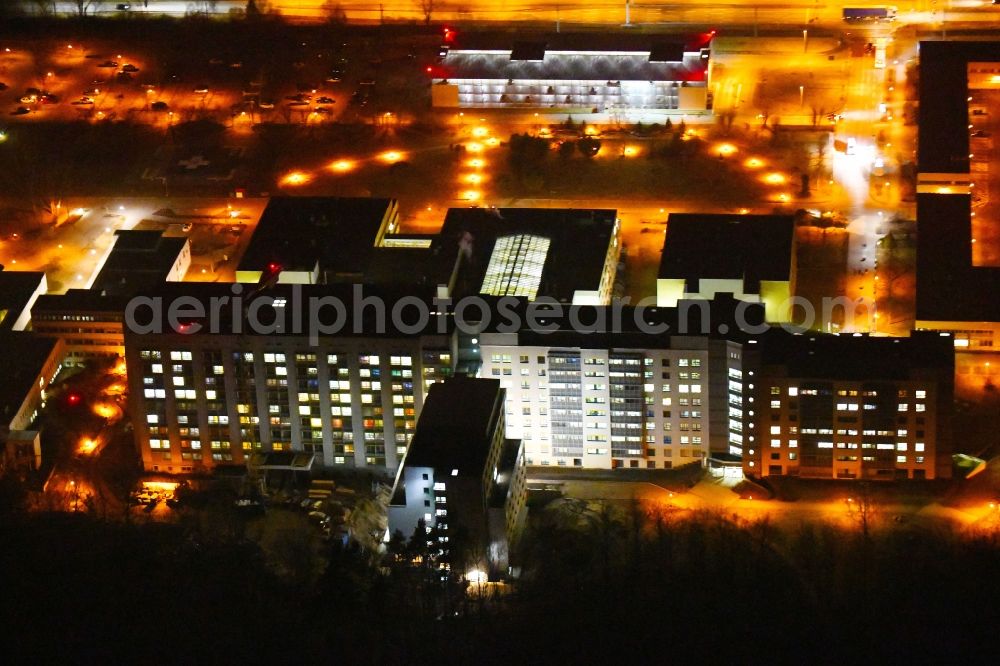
657;213;797;323
91;229;191;296
235;197;399;285
388;376;527;579
431;32;712;115
432;207;621;305
743;329;954;480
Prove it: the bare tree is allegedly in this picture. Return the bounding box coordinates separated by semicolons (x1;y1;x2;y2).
74;0;104;16
418;0;434;24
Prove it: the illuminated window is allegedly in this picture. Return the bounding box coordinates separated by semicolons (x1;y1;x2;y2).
480;234;550;299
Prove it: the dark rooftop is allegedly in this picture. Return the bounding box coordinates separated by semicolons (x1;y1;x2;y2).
481;295;766;348
402;377;504;474
917;41;1000;174
449;30;711;55
237;197;394;280
32;289;129;318
123;282;454;339
434;207;617;303
916;41;1000;322
753;329;955;381
92;230;188;297
0;332;59;425
0;269;45;332
659;213;795;292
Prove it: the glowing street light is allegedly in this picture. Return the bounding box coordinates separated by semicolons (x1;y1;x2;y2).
471;126;489;138
623;145;639;157
330;159;355;173
466;142;484;153
744;157;764;169
281;171;311;186
462;190;481;201
764;172;786;185
380;150;404;163
467;158;485;169
465;173;483;184
715;143;737;157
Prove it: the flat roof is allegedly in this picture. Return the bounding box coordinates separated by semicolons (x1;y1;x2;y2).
124;282;455;339
402;376;504;473
916;41;1000;323
434;207;617;303
480;295;766;348
753;329;954;381
237;197;393;278
659;214;795;290
439;49;707;83
92;230;188;297
32;289;130;317
449;31;711;56
0;269;45;331
0;333;59;424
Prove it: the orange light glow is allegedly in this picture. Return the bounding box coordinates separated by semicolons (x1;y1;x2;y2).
465;173;483;184
380;151;404;163
78;437;99;455
715;143;737;157
330;159;355;173
462;190;481;201
467;158;485;169
745;157;764;169
466;142;484;153
764;172;786;185
623;145;639;157
472;126;489;138
281;171;311;186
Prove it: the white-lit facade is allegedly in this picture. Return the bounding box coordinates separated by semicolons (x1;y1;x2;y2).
433;50;710;113
478;334;715;469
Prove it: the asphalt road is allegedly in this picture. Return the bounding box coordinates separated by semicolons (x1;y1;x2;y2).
32;0;1000;28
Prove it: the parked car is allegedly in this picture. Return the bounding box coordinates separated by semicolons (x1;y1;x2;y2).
98;60;119;68
121;63;139;73
71;97;95;105
258;99;275;109
316;96;335;104
11;107;29;115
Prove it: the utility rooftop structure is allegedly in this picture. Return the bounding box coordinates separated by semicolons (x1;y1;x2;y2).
915;41;1000;350
91;229;190;297
431;31;712;113
433;207;620;305
236;197;398;285
657;213;796;322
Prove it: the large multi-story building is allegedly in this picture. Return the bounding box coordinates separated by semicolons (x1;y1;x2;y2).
388;377;527;578
743;330;955;480
476;300;753;470
124;284;455;475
